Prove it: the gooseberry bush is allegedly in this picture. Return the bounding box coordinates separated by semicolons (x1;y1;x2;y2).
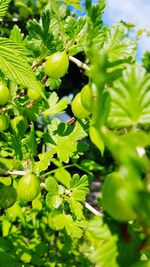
0;0;150;266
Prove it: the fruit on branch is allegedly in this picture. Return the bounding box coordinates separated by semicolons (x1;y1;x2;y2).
0;80;10;105
72;92;91;119
27;88;41;100
0;114;10;131
44;51;69;78
102;172;137;222
0;186;17;209
81;84;93;112
17;173;40;202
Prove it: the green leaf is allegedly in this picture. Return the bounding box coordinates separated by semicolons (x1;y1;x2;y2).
48;210;64;230
103;23;136;63
68;198;84;219
33;148;56;174
0;38;43;95
27;19;44;39
46;77;61;90
89;126;104;155
26;123;37;158
60;0;82;9
10;25;27;46
45;177;63;209
56;136;77;163
70;174;89;202
85;217;119;267
121;131;150;148
86;3;104;53
46;192;63;209
107;64;150;128
0;251;22;267
45;176;58;192
55;167;71;189
47;118;87;162
134;191;150;228
0;0;10;18
41;10;51;38
27;11;53;49
69;121;87;141
10;135;23;160
63;214;83;238
65;16;87;55
51;213;83;238
44;94;70;116
101;127;148;175
142;51;150;73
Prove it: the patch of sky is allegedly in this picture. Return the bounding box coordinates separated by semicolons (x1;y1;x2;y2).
69;0;150;61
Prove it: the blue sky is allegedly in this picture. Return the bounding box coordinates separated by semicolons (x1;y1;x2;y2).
74;0;150;60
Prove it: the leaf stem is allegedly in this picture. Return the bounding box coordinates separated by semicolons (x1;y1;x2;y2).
69;56;90;71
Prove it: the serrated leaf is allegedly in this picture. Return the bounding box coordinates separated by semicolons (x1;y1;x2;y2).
27;12;53;48
47;118;87;163
47;117;60;140
46;77;61;90
68;198;84;219
103;23;136;62
70;174;89;202
0;0;10;17
0;38;43;95
27;19;43;39
63;214;83;238
70;174;89;190
85;217;119;267
56;136;77;163
69;121;87;141
27;123;37;158
46;192;63;209
33;148;56;174
44;97;70;116
41;10;51;36
52;213;83;238
55;167;71;189
10;25;27;46
71;188;87;202
65;16;87;55
107;64;150;128
86;3;104;54
10;135;23;160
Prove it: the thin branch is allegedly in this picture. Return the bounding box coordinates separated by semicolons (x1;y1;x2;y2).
85;201;103;216
40;164;74;178
7;170;29;176
69;56;90;71
41;75;48;84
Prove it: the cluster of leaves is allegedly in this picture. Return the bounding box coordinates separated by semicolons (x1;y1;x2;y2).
0;0;150;266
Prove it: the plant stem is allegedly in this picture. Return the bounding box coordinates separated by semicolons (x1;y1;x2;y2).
40;164;74;178
69;56;90;71
74;163;93;176
7;170;29;176
85;201;103;216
